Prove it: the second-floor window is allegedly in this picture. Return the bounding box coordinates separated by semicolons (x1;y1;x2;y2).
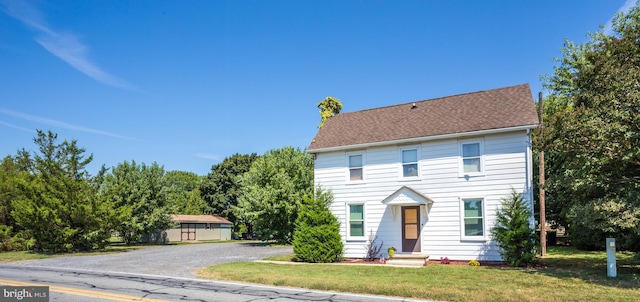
401;148;418;178
348;154;363;181
462;142;482;174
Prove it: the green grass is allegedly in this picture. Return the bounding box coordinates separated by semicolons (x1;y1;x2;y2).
262;253;294;261
0;239;247;262
197;246;640;302
0;244;150;262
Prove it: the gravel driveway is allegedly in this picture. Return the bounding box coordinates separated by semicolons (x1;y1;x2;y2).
13;242;292;278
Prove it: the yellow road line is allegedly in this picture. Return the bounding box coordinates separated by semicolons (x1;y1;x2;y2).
0;279;167;302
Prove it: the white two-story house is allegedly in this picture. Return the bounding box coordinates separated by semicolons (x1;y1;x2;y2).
307;84;539;261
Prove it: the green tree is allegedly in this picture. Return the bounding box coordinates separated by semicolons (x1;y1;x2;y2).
164;170;207;214
539;2;640;251
200;153;258;233
99;160;172;244
11;130;116;252
237;147;313;243
0;156;25;230
491;191;538;267
183;188;209;215
317;96;342;128
0;155;34;251
293;188;343;263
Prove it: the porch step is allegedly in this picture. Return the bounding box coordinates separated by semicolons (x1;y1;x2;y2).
386;254;429;267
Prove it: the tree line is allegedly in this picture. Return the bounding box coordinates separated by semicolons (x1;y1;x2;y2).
0;130;318;252
536;3;640;252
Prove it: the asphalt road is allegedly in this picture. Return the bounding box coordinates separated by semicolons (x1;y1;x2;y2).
0;265;430;302
0;242;433;302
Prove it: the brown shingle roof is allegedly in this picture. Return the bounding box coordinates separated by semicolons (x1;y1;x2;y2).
170;214;232;224
308;84;539;151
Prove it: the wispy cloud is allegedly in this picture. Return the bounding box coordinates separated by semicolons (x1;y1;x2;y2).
1;0;136;91
195;153;222;161
0;120;36;133
0;108;138;140
604;0;636;35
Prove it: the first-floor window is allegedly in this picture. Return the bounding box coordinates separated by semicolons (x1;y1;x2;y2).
462;198;484;238
349;204;364;237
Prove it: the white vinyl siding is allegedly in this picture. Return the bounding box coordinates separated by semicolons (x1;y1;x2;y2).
313;131;533;260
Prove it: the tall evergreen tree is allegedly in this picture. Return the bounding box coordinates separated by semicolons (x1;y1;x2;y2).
11;130;116;252
491;191;538;267
0;156;25;231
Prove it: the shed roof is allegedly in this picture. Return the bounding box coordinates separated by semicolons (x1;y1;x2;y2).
308;84;538;152
170;214;232;224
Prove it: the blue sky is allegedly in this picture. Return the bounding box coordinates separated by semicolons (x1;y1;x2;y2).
0;0;635;176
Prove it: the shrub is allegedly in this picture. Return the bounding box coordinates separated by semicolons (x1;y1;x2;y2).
440;257;450;264
468;260;480;266
9;231;35;251
292;188;343;263
387;246;397;258
365;230;383;261
0;226;34;251
491;190;538;267
0;225;12;251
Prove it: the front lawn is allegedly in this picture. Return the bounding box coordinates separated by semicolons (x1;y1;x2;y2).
0;244;150;262
197;246;640;302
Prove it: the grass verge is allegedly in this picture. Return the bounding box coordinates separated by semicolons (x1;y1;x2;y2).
0;244;150;262
197;246;640;302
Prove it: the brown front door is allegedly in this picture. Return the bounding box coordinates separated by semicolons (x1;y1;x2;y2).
402;206;421;253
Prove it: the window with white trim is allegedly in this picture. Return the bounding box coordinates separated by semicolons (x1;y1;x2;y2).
459;140;484;176
348;204;365;238
401;148;419;178
348;154;363;181
461;198;485;239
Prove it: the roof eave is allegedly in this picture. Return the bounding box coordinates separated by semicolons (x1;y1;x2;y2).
307;124;538;154
173;220;231;224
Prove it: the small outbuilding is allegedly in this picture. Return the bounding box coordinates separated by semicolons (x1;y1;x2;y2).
164;214;232;242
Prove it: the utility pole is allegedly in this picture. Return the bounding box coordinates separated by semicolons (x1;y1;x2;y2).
538;92;546;257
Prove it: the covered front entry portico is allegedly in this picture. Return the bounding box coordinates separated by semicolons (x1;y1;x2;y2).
381;186;433;254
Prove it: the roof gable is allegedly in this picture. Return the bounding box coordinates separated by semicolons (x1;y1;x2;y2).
308;84;538;152
381;186;434;206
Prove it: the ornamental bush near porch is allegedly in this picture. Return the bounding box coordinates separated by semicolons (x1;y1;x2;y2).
293;188;343;263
